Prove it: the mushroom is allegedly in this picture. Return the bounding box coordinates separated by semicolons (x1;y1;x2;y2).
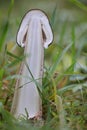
11;9;53;119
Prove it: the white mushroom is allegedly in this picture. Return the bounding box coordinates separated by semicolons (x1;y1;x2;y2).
11;9;53;119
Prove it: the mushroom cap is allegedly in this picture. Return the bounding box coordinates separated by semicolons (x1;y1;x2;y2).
17;9;53;48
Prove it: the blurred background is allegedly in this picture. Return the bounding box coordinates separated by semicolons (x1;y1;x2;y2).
0;0;87;66
0;0;87;129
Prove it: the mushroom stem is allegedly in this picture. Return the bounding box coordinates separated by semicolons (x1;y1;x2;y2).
11;10;53;119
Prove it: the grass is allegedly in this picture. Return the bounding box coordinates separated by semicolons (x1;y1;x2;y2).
0;0;87;130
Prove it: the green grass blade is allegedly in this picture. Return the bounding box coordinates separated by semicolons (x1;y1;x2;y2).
8;0;14;17
7;51;24;61
71;24;76;71
25;62;42;97
50;5;57;29
6;51;25;68
0;21;9;51
0;0;14;51
69;0;87;11
59;21;67;45
50;43;72;74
